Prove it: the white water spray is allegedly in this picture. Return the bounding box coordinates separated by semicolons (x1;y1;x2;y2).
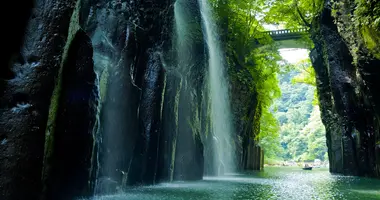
198;0;235;174
174;0;191;70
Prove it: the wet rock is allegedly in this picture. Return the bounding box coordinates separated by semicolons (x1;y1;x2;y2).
310;46;344;174
43;29;99;200
174;85;204;181
1;0;33;95
228;64;262;171
97;25;140;189
0;0;80;199
310;2;380;177
95;177;119;195
127;50;166;185
311;5;357;174
157;74;182;182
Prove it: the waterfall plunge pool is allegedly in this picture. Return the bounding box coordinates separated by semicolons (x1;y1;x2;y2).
89;167;380;200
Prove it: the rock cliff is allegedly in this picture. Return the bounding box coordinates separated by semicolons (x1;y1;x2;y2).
310;0;380;177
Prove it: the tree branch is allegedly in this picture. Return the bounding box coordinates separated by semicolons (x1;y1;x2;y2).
293;1;311;28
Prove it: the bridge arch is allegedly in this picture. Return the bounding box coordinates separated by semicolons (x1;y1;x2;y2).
263;28;310;49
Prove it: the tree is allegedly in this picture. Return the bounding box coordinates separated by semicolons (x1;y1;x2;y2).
210;0;283;160
264;0;324;29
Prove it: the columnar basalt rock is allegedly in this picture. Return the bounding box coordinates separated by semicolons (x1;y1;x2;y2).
44;29;99;200
332;0;380;177
157;74;182;182
121;0;177;185
0;1;89;199
228;62;263;171
310;1;380;178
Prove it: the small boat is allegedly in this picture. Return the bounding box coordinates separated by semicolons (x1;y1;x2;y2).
302;167;313;170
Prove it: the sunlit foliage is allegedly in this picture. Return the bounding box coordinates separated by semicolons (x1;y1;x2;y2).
274;69;327;162
210;0;328;162
257;108;282;158
210;0;283;159
291;58;319;105
264;0;324;29
260;0;327;162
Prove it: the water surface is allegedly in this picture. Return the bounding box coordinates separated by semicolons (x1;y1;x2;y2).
91;167;380;200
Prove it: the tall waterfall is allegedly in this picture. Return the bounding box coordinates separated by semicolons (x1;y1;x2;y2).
198;0;235;174
174;0;191;69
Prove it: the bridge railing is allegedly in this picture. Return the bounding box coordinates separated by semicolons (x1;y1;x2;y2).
263;28;308;36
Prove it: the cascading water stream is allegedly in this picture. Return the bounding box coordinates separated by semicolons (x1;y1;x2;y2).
198;0;235;174
174;0;191;71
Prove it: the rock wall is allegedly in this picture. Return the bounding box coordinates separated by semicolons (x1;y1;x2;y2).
229;61;263;171
79;0;205;189
172;0;206;181
43;29;99;200
0;0;210;199
311;1;380;177
0;1;98;199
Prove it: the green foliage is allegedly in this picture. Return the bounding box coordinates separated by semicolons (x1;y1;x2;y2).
291;58;315;86
264;0;324;28
333;0;380;60
210;0;283;160
274;70;327;162
290;58;319;105
211;0;326;162
360;26;380;59
354;0;380;32
251;46;282;110
257;108;283;159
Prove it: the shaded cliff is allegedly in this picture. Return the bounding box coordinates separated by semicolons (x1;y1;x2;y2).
229;66;263;171
0;1;98;199
310;0;380;177
0;0;211;199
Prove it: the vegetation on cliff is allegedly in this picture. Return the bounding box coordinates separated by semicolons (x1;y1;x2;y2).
274;67;327;162
209;0;331;163
210;0;284;163
265;0;380;177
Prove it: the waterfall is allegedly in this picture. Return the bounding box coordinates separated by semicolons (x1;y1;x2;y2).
198;0;235;174
174;0;191;70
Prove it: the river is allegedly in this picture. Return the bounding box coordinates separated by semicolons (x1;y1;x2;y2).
91;167;380;200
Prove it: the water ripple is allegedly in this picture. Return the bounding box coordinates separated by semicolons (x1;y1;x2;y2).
89;167;380;200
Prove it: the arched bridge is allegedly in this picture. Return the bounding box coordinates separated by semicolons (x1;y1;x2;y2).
262;28;309;48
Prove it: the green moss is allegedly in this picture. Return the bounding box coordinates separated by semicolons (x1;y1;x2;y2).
354;0;380;30
160;75;167;121
170;77;182;182
41;0;83;196
99;68;109;102
169;137;177;181
361;26;380;59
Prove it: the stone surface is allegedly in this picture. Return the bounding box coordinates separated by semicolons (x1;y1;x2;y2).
128;50;166;185
44;29;99;200
311;1;380;177
157;74;182;182
0;1;79;199
1;0;33;93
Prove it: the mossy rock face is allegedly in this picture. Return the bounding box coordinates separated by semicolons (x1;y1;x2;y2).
45;29;99;200
0;0;81;199
332;0;380;63
361;26;380;59
99;68;109;102
311;2;380;178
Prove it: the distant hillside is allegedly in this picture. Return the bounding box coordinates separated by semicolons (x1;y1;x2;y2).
273;71;327;162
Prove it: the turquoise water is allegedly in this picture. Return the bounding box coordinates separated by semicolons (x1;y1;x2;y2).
91;167;380;200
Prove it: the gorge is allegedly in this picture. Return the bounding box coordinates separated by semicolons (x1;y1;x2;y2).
0;0;379;199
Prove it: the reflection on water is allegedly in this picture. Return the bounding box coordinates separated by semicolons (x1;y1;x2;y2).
90;167;380;200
